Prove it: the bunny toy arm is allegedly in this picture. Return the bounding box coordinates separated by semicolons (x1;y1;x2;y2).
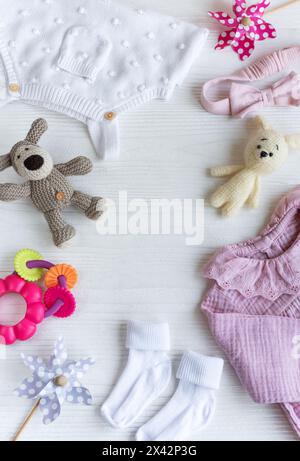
0;182;31;201
210;165;243;177
55;156;93;177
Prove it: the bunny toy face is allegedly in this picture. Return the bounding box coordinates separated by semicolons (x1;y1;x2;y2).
210;116;300;217
244;120;289;175
10;141;53;181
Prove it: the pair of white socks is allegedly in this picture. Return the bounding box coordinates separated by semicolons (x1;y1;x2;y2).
101;321;224;441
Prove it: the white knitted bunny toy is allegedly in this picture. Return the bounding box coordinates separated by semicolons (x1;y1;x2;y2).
210;117;300;216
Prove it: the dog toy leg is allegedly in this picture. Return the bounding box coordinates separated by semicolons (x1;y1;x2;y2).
44;209;76;247
71;191;106;221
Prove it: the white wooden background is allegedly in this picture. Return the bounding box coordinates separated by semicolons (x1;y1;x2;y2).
0;0;299;442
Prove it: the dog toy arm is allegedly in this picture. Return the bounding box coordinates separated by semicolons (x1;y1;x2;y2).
210;165;243;177
247;176;261;208
55;156;93;177
0;182;31;201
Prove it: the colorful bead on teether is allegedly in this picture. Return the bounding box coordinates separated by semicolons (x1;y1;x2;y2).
44;264;78;289
14;249;44;281
44;286;76;318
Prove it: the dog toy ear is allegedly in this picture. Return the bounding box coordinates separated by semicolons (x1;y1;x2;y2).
25;118;48;144
0;154;12;171
285;134;300;149
254;116;273;131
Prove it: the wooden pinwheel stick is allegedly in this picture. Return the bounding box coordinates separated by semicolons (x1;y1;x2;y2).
11;399;41;442
268;0;300;14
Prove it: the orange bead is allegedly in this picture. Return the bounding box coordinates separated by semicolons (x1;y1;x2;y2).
45;264;78;290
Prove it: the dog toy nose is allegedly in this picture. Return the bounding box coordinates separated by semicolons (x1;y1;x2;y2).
24;155;44;171
260;151;269;158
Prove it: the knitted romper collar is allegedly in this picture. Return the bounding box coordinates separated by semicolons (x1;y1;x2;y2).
202;186;300;438
0;0;207;160
201;46;300;118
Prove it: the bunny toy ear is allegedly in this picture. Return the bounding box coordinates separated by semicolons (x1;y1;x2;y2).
254;116;273;131
0;154;12;171
25;118;48;144
285;134;300;149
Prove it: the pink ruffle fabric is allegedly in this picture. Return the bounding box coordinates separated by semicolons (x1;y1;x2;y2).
202;186;300;438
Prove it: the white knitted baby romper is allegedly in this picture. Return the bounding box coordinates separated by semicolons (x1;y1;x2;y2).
0;0;208;159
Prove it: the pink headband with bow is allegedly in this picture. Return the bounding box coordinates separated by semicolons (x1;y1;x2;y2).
201;46;300;118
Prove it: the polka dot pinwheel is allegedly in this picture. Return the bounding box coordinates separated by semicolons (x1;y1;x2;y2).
208;0;277;61
13;337;95;440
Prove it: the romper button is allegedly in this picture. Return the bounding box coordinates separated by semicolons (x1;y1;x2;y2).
104;111;116;121
56;191;65;201
9;83;20;93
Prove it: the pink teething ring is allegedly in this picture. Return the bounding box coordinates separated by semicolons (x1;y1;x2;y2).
44;286;76;318
0;274;45;345
0;249;78;345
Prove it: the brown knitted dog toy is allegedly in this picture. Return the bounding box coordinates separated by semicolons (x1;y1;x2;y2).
0;118;106;247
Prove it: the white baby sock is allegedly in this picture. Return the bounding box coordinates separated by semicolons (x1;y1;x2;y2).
136;351;224;441
101;320;171;428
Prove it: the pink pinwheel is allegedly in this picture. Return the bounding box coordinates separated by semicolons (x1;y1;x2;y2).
209;0;277;61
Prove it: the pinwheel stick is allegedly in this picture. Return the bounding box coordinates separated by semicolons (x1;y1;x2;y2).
12;398;41;442
269;0;300;14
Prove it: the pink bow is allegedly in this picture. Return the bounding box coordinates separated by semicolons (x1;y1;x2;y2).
230;72;300;118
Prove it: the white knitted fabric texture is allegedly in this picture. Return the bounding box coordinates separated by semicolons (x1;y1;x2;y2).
0;0;208;159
